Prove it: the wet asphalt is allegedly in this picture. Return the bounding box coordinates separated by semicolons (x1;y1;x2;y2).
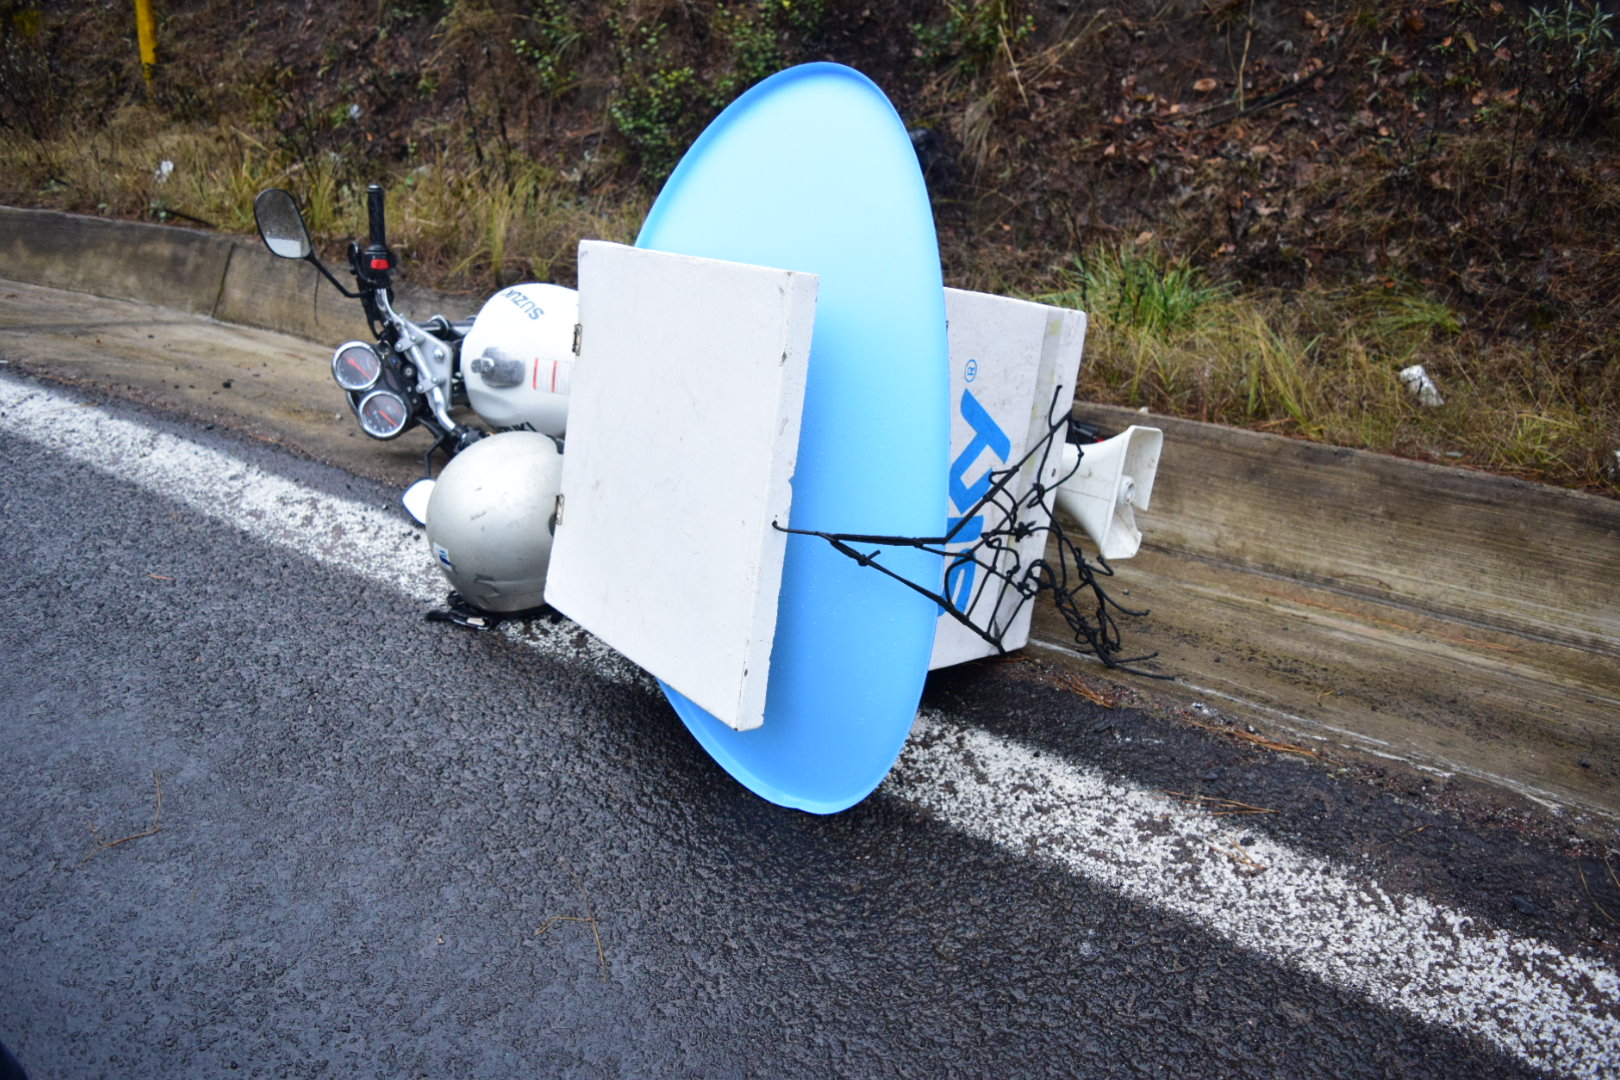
0;377;1605;1078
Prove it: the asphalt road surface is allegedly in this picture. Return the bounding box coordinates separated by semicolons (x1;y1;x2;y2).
1;369;1616;1079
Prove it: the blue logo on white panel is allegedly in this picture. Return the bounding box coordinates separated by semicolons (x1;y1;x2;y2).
942;387;1010;614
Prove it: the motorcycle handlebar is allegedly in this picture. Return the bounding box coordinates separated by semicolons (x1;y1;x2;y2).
366;184;387;250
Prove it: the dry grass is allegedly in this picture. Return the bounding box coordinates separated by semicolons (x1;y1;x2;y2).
0;109;644;292
1037;244;1618;492
390;160;645;290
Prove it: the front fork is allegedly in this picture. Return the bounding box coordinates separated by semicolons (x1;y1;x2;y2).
373;298;485;472
376;289;459;435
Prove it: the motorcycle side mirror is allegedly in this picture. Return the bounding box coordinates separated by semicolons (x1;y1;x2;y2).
254;188;313;260
402;478;435;526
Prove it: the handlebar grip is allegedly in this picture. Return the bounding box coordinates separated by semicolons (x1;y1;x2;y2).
366;184;387;249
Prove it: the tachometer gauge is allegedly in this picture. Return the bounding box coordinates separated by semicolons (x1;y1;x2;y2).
331;341;382;392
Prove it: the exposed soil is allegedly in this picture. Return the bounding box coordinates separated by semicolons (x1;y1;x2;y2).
5;1;1616;329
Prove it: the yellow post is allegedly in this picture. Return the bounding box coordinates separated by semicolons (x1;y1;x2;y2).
133;0;157;89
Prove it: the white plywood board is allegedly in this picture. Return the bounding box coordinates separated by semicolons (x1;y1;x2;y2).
545;241;817;730
929;289;1087;669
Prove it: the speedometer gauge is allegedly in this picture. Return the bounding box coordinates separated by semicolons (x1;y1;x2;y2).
356;388;410;439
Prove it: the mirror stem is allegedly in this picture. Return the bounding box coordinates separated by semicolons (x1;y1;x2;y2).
305;253;363;300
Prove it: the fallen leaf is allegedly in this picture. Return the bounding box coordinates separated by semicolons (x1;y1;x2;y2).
1194;77;1218;93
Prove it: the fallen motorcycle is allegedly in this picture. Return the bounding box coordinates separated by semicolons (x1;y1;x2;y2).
254;63;1165;816
254;184;583;616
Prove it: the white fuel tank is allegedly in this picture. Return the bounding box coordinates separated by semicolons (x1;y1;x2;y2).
460;282;580;436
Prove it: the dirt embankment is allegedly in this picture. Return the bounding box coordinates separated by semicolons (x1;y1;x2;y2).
2;0;1617;488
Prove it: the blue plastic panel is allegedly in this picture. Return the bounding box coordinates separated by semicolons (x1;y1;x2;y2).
637;63;948;813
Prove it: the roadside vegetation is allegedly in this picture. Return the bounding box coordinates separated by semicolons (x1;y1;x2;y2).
0;0;1615;493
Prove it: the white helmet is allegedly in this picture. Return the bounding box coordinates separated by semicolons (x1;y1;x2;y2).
425;431;564;613
460;282;579;436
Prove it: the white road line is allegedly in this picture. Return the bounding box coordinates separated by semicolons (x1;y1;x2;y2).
889;719;1619;1079
0;375;639;685
3;373;1616;1079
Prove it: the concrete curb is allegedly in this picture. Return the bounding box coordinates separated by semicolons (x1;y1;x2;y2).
0;205;468;345
1073;403;1620;659
0;206;232;317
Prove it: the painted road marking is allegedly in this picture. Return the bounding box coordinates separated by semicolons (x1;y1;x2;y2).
2;373;1615;1079
890;718;1619;1079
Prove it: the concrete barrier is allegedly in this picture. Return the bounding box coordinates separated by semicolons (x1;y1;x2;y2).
1073;403;1620;658
0;206;232;317
213;238;327;337
0;205;464;344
